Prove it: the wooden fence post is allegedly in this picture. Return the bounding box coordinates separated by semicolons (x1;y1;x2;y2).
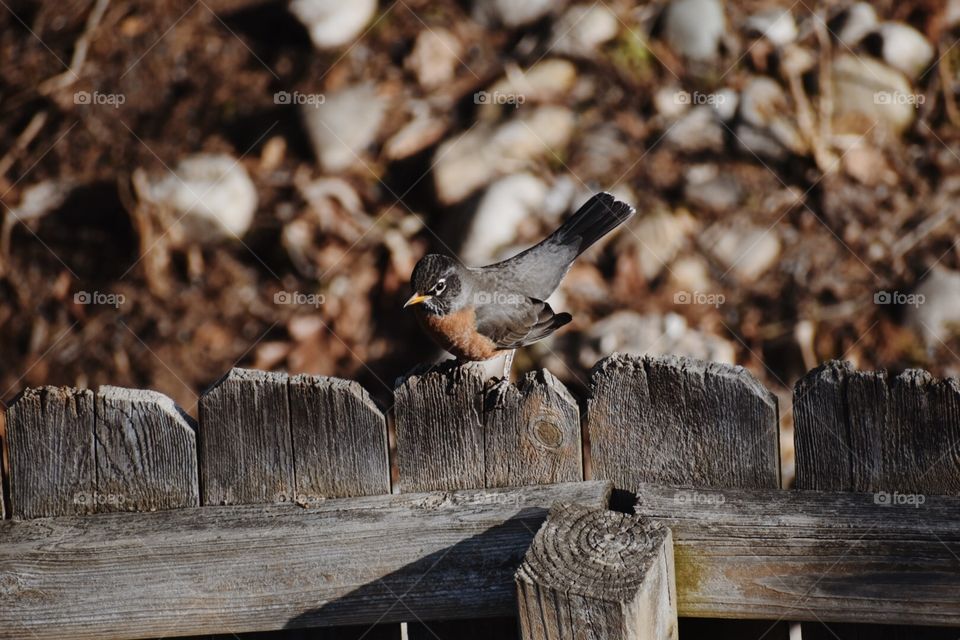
794;361;960;640
516;503;677;640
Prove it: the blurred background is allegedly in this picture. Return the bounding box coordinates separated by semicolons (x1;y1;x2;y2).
1;0;959;486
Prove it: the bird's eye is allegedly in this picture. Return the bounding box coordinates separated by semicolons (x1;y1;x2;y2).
434;279;446;294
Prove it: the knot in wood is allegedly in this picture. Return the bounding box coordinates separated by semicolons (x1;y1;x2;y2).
530;413;564;449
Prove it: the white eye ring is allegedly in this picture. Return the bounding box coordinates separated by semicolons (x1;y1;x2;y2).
434;279;446;293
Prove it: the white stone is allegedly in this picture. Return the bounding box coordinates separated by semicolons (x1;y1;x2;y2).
406;28;462;89
906;268;960;347
461;174;548;264
878;22;935;80
289;0;377;50
746;8;797;46
836;3;878;47
831;54;916;135
664;0;726;61
145;154;257;242
551;4;619;57
301;83;387;172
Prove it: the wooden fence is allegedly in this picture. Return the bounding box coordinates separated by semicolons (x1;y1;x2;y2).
1;354;959;639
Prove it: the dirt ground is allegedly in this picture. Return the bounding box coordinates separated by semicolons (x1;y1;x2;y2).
1;0;958;438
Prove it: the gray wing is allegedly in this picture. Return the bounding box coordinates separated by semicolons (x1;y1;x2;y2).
483;242;578;301
474;297;572;349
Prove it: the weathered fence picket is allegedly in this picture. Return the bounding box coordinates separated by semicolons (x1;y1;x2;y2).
795;361;960;640
586;354;788;640
7;387;94;518
3;354;960;640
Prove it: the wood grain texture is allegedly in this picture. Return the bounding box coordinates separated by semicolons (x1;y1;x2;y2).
796;361;960;493
95;386;199;512
485;370;582;487
794;361;960;638
587;354;785;640
633;483;960;624
516;503;677;640
6;387;94;519
587;354;780;491
0;481;612;640
394;362;485;492
288;375;389;500
199;368;293;505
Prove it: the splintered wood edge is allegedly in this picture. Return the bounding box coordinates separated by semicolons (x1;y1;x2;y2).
288;374;383;416
98;386;197;436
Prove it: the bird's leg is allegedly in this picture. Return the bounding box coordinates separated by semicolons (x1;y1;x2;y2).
501;349;515;381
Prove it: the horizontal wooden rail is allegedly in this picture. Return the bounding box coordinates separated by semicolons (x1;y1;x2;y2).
0;481;611;640
634;484;960;626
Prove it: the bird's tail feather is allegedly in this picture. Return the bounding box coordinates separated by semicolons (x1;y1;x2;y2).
549;192;636;256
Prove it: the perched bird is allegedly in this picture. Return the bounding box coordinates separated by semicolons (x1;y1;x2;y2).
404;192;635;377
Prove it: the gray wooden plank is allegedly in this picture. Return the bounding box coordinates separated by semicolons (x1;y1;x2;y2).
288;375;389;500
794;362;960;639
95;386;199;513
633;483;960;625
199;368;293;505
516;503;677;640
0;481;612;640
485;370;582;488
587;354;785;640
6;387;95;518
394;362;485;492
587;354;780;491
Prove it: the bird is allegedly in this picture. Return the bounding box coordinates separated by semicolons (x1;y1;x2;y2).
403;192;636;378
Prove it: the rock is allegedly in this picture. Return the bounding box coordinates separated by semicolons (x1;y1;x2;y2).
461;174;547;264
654;86;690;119
10;180;74;222
482;0;560;28
666;106;725;154
550;4;619;57
739;77;806;155
384;104;447;160
906;268;960;347
831;54;915;135
834;2;878;47
576;124;633;177
684;164;742;214
668;255;713;294
289;0;377;50
949;0;960;30
621;208;698;280
406;28;462;90
480;59;577;117
433;106;575;204
663;0;726;61
712;88;739;121
746;8;797;46
579;311;736;366
301;83;387;172
735;124;788;160
841;144;898;186
703;221;781;282
143;153;257;242
876;22;935;80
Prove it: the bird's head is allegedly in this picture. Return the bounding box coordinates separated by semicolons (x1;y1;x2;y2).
404;254;464;316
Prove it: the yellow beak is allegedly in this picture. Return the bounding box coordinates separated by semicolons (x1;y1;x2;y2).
404;292;432;308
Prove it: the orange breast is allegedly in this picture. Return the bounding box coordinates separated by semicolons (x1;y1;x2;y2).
415;306;501;361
